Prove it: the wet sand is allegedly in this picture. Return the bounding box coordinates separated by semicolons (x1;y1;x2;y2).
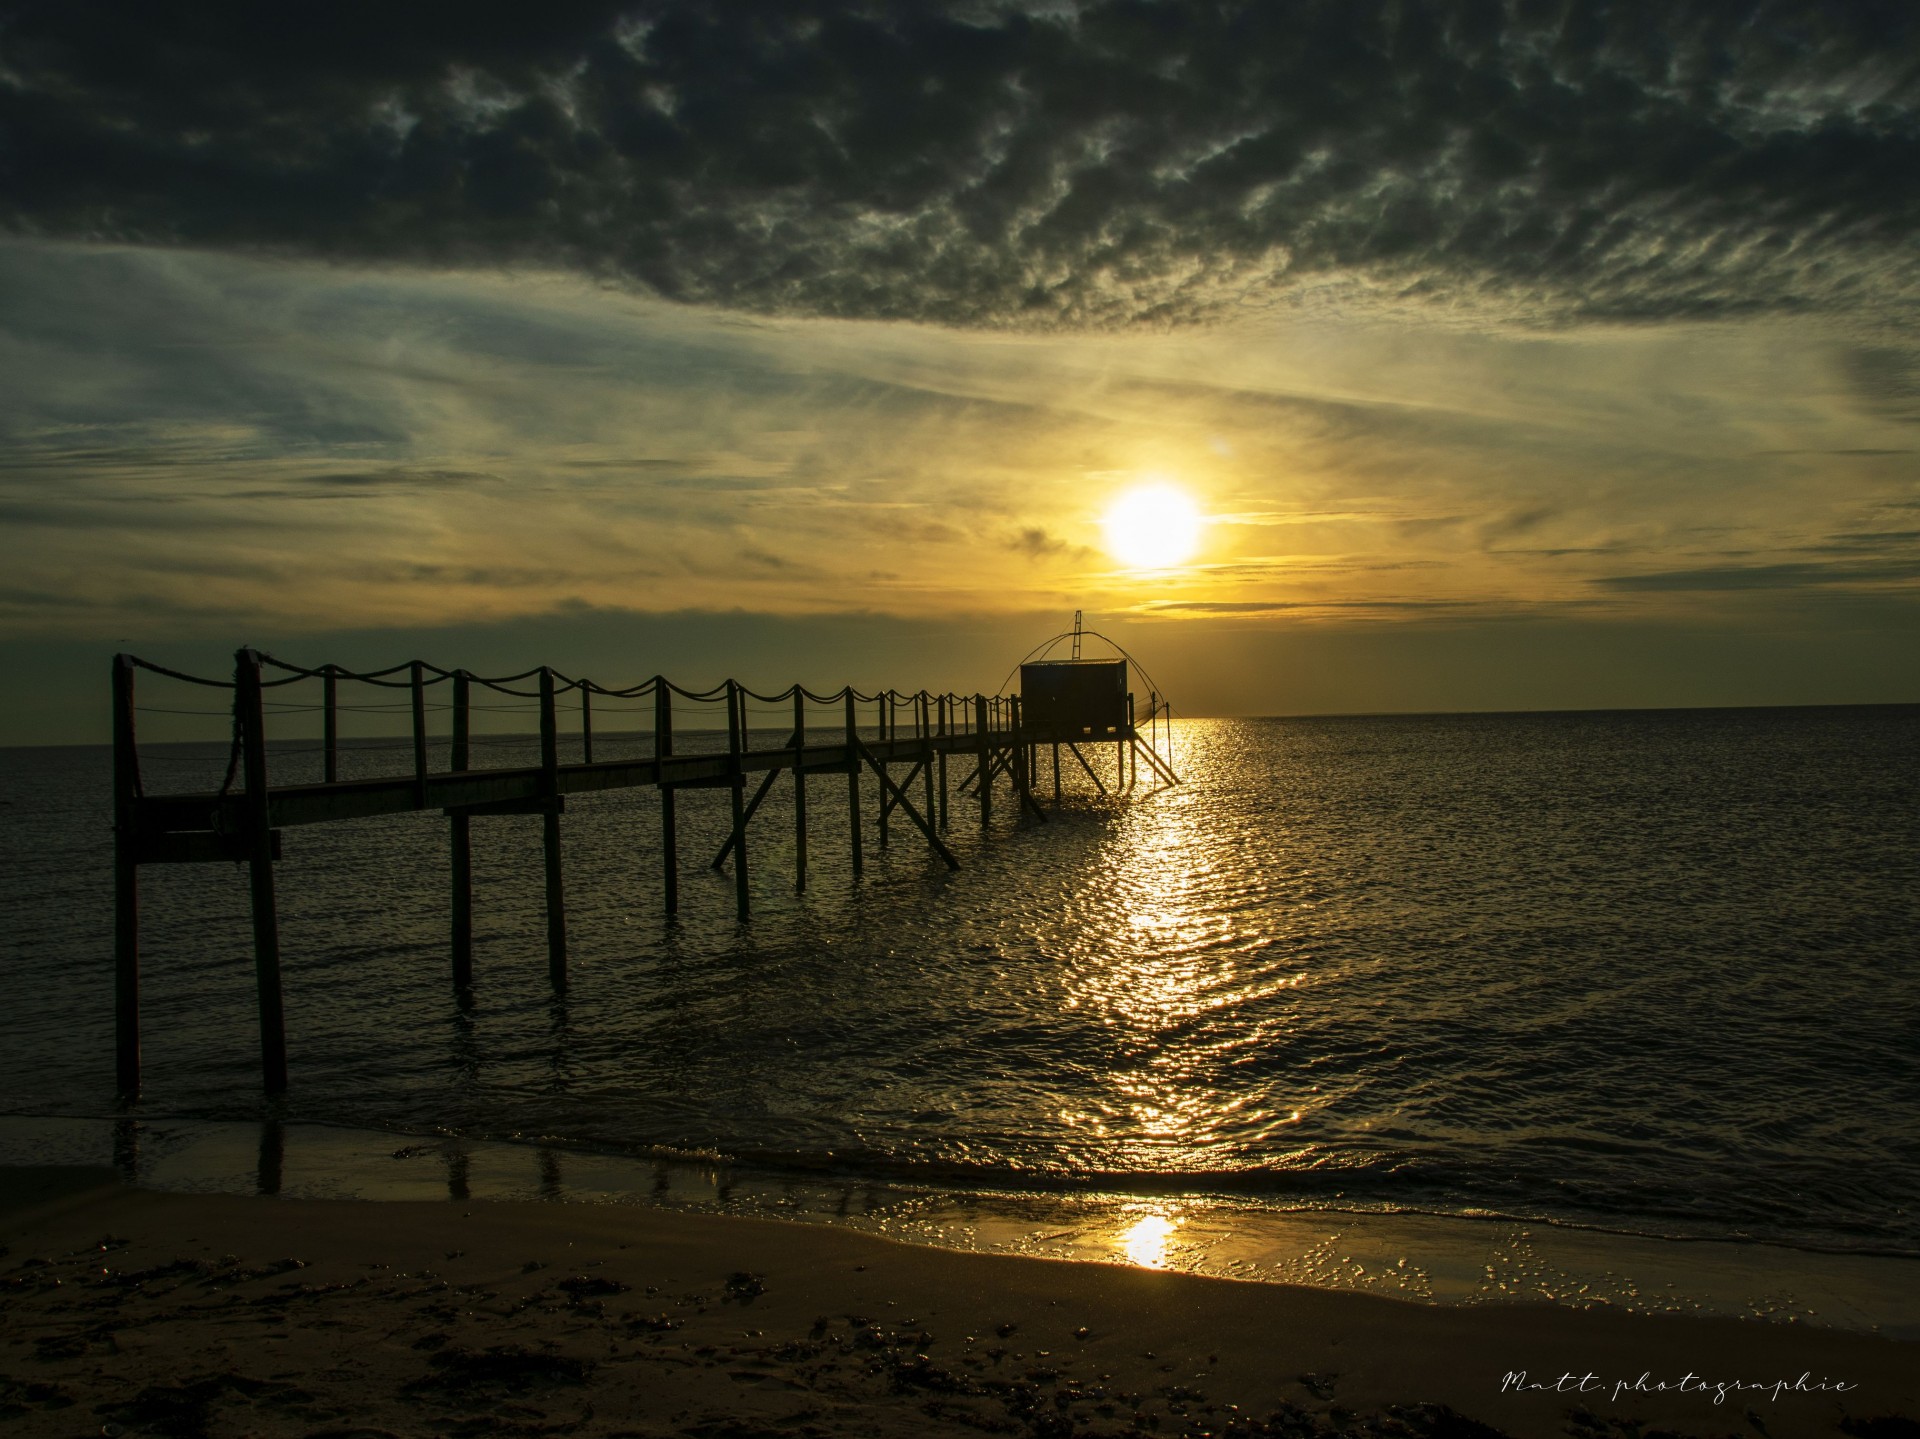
3;1165;1914;1439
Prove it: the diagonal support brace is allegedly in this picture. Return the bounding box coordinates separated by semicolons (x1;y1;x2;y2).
879;758;929;818
711;731;799;870
1066;742;1108;795
852;736;960;869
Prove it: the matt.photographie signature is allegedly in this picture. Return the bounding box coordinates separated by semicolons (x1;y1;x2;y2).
1501;1371;1858;1406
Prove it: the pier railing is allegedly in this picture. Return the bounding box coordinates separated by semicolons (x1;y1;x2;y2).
111;649;1178;1096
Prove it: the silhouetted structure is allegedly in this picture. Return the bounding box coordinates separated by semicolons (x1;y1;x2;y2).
109;646;1179;1096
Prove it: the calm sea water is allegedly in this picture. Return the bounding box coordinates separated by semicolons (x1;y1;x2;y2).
3;706;1917;1255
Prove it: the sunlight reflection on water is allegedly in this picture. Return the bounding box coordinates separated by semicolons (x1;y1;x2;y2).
3;706;1919;1253
1117;1209;1181;1269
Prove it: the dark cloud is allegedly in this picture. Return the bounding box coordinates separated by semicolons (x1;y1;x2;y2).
1010;525;1068;556
1594;557;1920;591
1138;598;1485;617
4;1;1918;329
1841;347;1920;421
1798;529;1920;551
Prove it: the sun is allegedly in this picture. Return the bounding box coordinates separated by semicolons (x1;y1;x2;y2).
1102;483;1203;569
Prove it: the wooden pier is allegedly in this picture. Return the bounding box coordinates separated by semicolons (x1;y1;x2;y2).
110;649;1180;1096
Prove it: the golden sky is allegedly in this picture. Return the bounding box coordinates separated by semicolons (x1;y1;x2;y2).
4;244;1913;651
2;1;1918;735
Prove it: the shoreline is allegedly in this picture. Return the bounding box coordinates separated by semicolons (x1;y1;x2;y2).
4;1163;1916;1438
4;1114;1918;1342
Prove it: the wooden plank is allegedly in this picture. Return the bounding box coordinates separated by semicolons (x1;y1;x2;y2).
140;735;994;836
444;796;564;817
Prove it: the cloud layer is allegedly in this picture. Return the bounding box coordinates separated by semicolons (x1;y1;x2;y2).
3;241;1915;647
5;1;1918;329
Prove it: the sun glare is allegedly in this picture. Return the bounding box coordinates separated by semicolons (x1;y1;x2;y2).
1103;483;1203;569
1117;1212;1180;1269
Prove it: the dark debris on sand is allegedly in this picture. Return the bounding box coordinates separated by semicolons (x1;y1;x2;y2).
1843;1422;1920;1439
408;1344;597;1397
92;1372;316;1439
3;1233;1904;1439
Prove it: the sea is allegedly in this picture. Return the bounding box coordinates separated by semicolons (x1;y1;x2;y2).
3;704;1918;1322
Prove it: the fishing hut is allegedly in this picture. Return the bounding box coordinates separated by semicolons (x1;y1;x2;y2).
1018;612;1180;802
106;617;1178;1095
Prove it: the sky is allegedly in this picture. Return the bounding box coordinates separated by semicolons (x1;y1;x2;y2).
3;0;1918;742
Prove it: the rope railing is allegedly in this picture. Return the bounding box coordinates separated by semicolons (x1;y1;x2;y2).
142;652;1011;722
130;652;1025;719
119;653;1032;801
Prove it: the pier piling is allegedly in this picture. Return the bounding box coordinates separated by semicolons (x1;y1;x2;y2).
236;648;288;1094
793;689;808;893
655;681;678;915
539;667;567;988
450;670;473;993
111;653;140;1097
726;680;750;920
976;695;991;827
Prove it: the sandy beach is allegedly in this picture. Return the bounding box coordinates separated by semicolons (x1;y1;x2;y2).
3;1165;1913;1439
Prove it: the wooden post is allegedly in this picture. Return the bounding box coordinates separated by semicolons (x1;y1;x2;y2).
112;653;140;1096
1009;694;1028;811
845;691;863;875
655;680;677;915
580;683;593;765
450;670;473;993
793;689;808;893
236;648;288;1094
876;694;889;847
539;668;567;988
920;693;935;829
726;680;750;919
1052;736;1062;803
937;695;949;830
410;660;428;809
1008;694;1020;794
322;666;338;784
975;694;990;827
